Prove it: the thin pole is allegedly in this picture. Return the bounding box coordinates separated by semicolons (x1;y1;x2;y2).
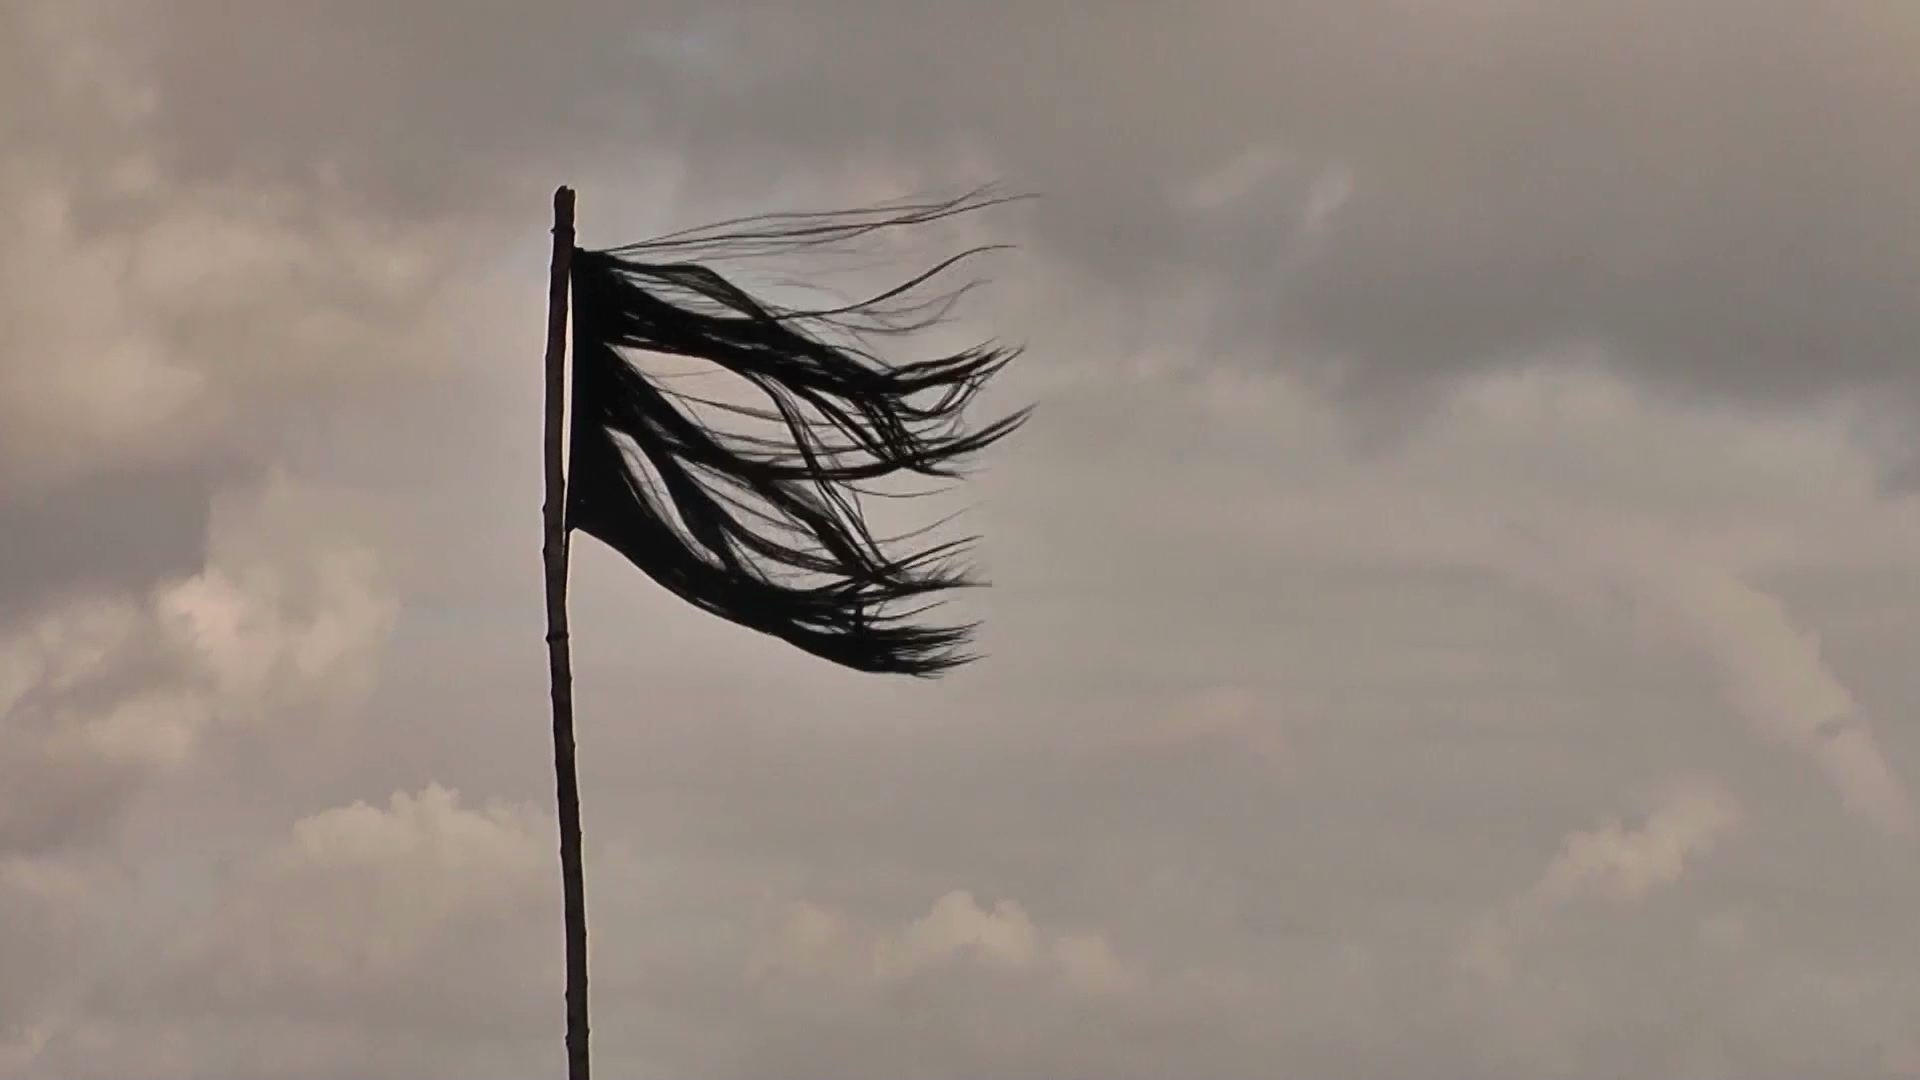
542;185;589;1080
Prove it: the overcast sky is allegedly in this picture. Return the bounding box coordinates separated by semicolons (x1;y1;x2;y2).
5;3;1920;1077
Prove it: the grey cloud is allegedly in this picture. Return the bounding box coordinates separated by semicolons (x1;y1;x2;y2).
0;465;216;615
0;858;116;1061
0;475;395;868
82;2;1920;412
29;787;559;1080
7;3;1920;1078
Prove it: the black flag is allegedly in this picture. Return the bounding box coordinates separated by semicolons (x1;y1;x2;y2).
563;191;1029;675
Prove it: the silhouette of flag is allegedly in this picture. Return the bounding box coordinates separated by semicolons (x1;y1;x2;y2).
536;187;1028;1080
563;190;1029;674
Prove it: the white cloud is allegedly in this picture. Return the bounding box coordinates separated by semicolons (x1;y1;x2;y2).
1049;931;1136;996
0;852;122;1070
875;890;1042;978
1645;559;1914;835
154;542;391;713
1177;144;1291;213
0;105;440;496
11;785;559;1080
1352;364;1918;834
755;889;1135;996
1;476;395;854
1464;778;1741;984
1530;780;1740;908
211;784;553;986
1119;687;1286;763
1505;516;1916;836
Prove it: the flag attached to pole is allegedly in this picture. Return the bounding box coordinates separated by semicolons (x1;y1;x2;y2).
563;190;1029;674
540;187;1028;1080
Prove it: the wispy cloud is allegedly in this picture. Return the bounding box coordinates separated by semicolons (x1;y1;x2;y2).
1463;777;1741;984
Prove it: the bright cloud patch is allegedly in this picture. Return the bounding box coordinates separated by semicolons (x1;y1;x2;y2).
755;889;1135;996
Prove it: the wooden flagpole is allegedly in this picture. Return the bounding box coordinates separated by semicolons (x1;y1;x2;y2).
542;185;590;1080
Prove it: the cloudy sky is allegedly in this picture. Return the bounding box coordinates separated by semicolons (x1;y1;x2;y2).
5;3;1920;1077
